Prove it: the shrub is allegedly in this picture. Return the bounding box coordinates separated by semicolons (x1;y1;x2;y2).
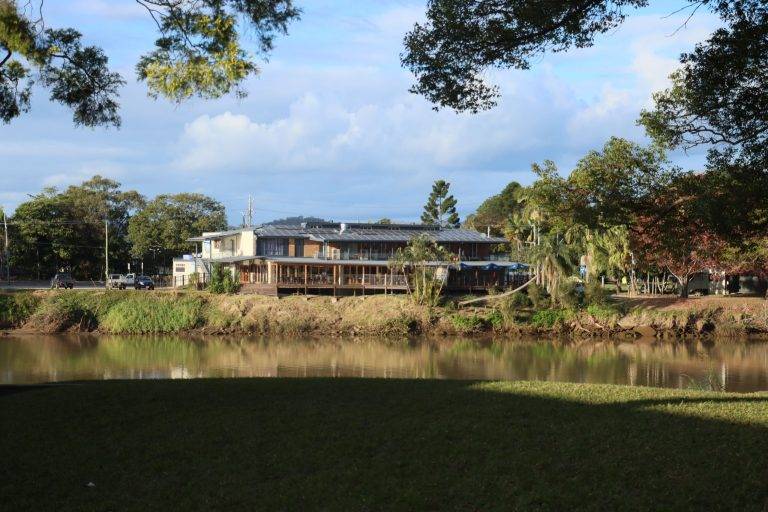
585;304;622;322
0;293;40;327
26;291;125;332
554;280;582;309
486;310;504;330
509;291;532;309
449;314;486;333
526;283;550;309
530;309;572;329
493;292;531;329
584;280;610;306
208;264;240;294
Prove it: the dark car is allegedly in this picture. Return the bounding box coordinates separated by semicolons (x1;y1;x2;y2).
51;273;75;289
134;275;155;290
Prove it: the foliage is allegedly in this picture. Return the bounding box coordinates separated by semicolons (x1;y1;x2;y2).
264;216;328;226
0;0;300;125
449;313;486;333
528;234;575;295
389;234;454;307
0;2;124;126
584;280;610;306
402;0;648;112
526;283;549;309
464;181;524;237
207;263;240;294
530;308;572;329
100;295;205;333
421;180;460;227
493;292;531;328
128;193;227;264
585;303;624;322
639;2;768;174
553;280;581;309
9;176;145;279
0;292;39;327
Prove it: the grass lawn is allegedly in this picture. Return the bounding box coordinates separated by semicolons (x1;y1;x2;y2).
2;379;768;511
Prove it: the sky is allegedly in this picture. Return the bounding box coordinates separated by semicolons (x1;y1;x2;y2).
1;0;720;225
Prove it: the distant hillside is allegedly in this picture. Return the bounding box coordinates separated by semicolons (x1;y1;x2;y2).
264;216;329;226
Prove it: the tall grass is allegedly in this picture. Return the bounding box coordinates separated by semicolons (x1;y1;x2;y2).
0;293;40;327
101;294;206;334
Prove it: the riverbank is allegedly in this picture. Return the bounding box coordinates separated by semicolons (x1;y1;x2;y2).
2;378;767;510
1;290;767;339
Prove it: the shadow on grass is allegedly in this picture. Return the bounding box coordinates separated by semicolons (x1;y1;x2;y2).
1;379;767;511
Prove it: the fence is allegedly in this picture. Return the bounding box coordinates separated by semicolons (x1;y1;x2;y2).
172;273;209;289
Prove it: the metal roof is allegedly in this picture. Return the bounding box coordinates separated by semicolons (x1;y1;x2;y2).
189;223;507;244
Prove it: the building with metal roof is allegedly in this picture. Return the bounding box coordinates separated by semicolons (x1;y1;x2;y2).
174;221;527;295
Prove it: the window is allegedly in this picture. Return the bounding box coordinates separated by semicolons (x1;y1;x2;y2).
257;238;288;256
294;238;304;257
175;265;186;273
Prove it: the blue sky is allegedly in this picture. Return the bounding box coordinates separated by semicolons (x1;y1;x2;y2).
1;0;719;225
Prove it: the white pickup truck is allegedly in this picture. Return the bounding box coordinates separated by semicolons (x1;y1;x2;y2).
107;273;135;290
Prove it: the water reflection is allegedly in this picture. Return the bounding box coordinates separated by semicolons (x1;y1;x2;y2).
1;334;768;392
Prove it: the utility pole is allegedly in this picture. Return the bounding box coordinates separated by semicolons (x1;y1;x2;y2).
3;211;9;284
104;218;109;288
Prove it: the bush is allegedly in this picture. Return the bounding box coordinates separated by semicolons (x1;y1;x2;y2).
493;292;531;329
554;280;582;309
449;314;486;333
584;280;610;306
509;291;532;308
485;310;504;330
526;284;550;309
208;264;240;294
0;293;40;327
585;304;622;322
530;309;572;329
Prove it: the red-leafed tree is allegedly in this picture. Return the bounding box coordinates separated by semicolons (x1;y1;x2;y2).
633;216;727;297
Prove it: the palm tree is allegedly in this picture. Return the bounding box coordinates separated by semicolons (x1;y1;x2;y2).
528;234;575;295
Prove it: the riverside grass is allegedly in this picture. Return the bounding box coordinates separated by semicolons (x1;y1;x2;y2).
1;379;767;511
1;289;768;338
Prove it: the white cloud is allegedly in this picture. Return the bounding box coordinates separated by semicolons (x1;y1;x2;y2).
74;0;146;20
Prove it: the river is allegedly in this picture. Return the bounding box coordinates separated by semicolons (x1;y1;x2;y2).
1;334;768;392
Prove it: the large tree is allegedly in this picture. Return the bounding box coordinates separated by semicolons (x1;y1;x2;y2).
421;179;460;227
128;193;227;270
403;0;768;189
639;2;768;171
8;176;144;279
464;181;523;236
0;0;300;126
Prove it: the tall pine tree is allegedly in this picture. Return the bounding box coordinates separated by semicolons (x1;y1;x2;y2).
421;180;460;227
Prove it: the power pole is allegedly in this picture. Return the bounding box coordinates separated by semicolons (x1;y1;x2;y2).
3;211;9;284
104;218;109;288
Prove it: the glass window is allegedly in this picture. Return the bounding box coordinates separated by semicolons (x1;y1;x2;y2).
257;238;288;256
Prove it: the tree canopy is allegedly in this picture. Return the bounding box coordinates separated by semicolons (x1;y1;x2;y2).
8;176;144;279
0;0;300;126
421;179;460;228
403;0;768;180
467;135;768;297
128;193;227;265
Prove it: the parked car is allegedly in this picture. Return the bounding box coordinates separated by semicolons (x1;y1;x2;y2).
107;274;123;289
51;273;75;289
107;273;136;290
134;275;155;290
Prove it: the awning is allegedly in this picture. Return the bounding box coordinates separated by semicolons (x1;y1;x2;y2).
457;261;529;271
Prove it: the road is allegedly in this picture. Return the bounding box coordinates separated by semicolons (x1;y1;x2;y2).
0;281;170;290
